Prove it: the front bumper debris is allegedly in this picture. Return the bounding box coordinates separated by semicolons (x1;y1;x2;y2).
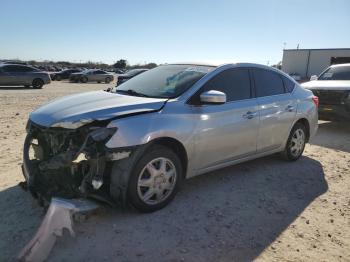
22;121;120;205
18;197;99;262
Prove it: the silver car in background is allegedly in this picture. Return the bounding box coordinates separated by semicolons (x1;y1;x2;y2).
23;63;318;212
69;69;114;83
0;64;51;88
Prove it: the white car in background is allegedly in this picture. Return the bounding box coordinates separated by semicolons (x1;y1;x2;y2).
302;63;350;120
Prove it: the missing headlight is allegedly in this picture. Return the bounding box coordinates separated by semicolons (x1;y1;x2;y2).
89;127;117;142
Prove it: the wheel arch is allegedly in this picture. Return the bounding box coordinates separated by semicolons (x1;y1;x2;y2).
148;137;188;177
293;118;310;142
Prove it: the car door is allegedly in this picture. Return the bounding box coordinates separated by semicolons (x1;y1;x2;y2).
190;68;260;172
252;68;297;152
0;65;18;85
0;67;12;85
92;70;104;81
17;65;37;84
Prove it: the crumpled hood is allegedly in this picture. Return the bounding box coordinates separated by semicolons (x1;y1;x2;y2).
302;80;350;90
30;91;167;128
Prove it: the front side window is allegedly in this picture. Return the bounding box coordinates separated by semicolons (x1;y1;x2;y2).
253;69;285;97
318;66;350;80
192;68;251;104
1;65;33;72
2;65;20;72
113;65;214;98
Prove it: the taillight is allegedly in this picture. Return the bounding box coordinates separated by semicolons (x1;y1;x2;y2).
312;96;319;107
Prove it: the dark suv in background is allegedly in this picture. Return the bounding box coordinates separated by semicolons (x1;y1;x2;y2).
116;68;148;85
0;64;51;89
50;69;81;81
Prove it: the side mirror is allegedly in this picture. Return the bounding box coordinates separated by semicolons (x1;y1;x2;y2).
200;90;226;104
310;75;318;81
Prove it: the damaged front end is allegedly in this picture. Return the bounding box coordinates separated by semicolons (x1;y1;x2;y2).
22;120;122;206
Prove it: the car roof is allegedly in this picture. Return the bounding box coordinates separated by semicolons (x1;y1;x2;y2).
0;63;33;68
329;63;350;68
168;62;280;71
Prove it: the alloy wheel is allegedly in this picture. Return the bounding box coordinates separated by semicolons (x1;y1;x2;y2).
290;128;305;157
137;157;177;205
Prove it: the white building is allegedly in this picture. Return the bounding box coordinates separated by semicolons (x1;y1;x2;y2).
282;48;350;79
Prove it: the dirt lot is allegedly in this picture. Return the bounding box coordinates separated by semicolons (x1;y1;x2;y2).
0;81;349;261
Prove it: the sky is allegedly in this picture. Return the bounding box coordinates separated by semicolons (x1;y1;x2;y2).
0;0;349;65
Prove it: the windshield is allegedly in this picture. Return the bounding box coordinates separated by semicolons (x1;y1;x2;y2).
318;66;350;80
113;65;214;98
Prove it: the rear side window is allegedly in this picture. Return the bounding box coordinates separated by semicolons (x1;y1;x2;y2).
253;69;285;97
281;76;295;93
20;66;36;72
199;68;251;102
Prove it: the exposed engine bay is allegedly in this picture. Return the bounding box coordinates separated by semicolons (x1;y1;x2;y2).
22;120;127;206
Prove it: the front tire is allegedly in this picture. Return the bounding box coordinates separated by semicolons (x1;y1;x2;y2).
105;77;111;84
127;145;182;212
281;122;306;161
32;78;44;89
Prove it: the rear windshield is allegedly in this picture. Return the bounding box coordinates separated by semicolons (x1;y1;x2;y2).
318;66;350;80
113;65;214;98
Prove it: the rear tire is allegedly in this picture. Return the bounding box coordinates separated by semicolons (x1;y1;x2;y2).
32;78;44;89
127;145;182;212
55;75;61;81
80;76;88;83
105;77;111;84
281;122;306;161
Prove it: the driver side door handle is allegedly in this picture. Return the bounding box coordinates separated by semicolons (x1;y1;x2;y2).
243;111;257;119
285;105;295;112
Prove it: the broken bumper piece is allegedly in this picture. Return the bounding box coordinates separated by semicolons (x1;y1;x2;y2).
18;197;99;262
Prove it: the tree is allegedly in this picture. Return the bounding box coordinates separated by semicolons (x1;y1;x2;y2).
113;59;127;69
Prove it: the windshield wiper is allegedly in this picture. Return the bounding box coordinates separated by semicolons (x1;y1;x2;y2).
116;89;150;97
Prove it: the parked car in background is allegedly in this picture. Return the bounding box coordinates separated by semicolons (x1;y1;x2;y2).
1;60;28;65
70;69;114;83
302;63;350;120
50;69;81;81
23;63;318;212
289;73;301;82
116;68;148;85
114;68;125;74
0;64;50;88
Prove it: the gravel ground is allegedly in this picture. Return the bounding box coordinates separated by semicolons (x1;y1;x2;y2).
0;81;349;261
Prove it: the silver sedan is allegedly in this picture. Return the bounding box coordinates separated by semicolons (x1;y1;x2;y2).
0;64;51;88
69;69;114;83
24;63;318;212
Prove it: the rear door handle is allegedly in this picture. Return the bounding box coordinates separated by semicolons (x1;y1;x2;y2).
286;105;295;112
243;111;257;119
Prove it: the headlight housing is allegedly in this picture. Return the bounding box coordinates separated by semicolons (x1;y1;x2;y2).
89;127;117;142
51;119;94;129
